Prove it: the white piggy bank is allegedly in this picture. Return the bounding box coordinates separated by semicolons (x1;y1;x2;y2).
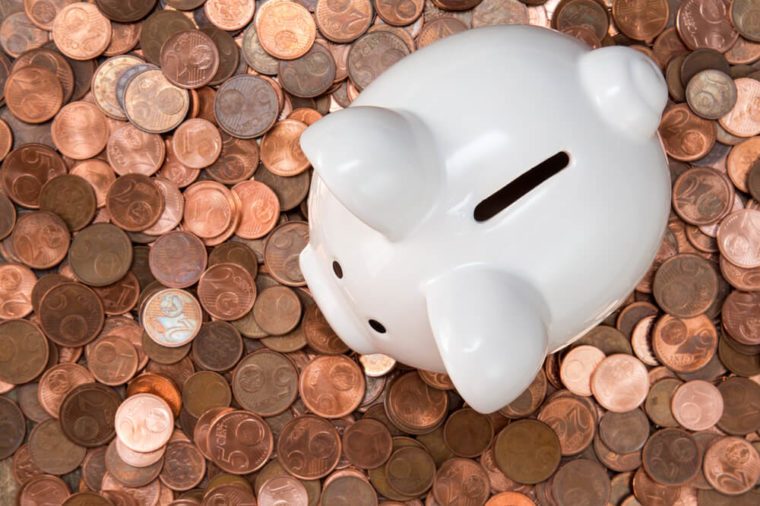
298;25;670;413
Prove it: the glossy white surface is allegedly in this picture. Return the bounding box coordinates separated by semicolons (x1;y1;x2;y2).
299;25;670;413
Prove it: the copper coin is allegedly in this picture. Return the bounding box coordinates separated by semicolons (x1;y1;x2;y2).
51;101;109;161
719;77;760;138
279;43;336;98
264;221;309;287
142;288;203;348
202;27;238;87
11;211;69;270
347;31;410;90
0;319;49;384
0;263;35;319
303;303;350;355
104;438;163;488
676;0;738;52
69;222;133;287
259;475;311;505
299;354;365;419
39;174;97;232
670;379;723;431
138;8;194;63
59;382;120;447
590;354;649;412
182;370;232;418
641;428;700;486
443;408;494;458
314;0;372;43
92;271;141;315
87;334;139;386
160;30;220;90
645;377;683;428
126;373;182;419
12;46;75;103
231;350;298;417
172;119;223;169
149;231;208;289
342;418;393;470
0;119;12;163
537;394;596;457
672;167;733;226
18;474;71;505
242;24;278;75
717;376;760;435
39;282;105;347
17;383;50;424
105;21;141;56
717;209;760;268
611;0;668;41
0;12;48;58
278;414;340;479
256;0;316;60
727;137;758;192
599;408;650;454
4;66;63;124
558;344;605;397
107;123;166;177
1;143;67;208
204;0;256;31
95;0;156;23
106;173;165;232
550;458;610;506
253;286;302;336
207;134;259;185
207;409;273;474
81;447;107;492
191;321;243;372
142;177;184;236
12;443;43;486
659;103;717;162
723;290;760;345
703;436;760;495
499;369;547;419
493;419;560;485
652;253;718;318
417;17;468;49
232;180;280;239
37;362;95;418
208;242;259;278
52;3;112;60
384;446;435;496
260;119;310;177
29;418;86;475
124;69;190;134
0;396;25;460
115;392;174;453
197;263;256;321
182;181;236;239
159;440;206;491
214;74;279;139
385;371;448;434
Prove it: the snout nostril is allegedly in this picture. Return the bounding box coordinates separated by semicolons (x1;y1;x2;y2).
368;319;386;333
332;261;343;279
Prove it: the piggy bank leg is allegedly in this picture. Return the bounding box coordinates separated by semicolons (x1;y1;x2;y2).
425;267;548;414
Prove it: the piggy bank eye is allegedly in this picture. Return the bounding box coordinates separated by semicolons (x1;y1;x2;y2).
332;261;343;279
368;319;386;334
474;151;570;222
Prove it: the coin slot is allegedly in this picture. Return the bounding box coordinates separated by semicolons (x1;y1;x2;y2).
368;319;386;333
332;261;343;279
473;151;570;222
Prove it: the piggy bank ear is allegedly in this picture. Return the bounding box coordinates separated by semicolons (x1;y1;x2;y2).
425;267;548;414
299;106;441;241
578;46;667;139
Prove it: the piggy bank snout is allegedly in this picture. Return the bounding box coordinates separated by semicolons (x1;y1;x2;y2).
579;46;667;139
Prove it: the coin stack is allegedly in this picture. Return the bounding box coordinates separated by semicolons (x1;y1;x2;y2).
1;0;760;505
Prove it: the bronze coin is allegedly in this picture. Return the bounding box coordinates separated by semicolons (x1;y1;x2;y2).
182;370;232;418
348;31;411;90
652;253;718;318
11;211;70;269
207;135;260;186
39;174;97;232
0;319;49;384
106;174;165;232
443;408;494;458
242;24;279;75
0;396;25;460
255;163;311;212
314;0;372;43
138;9;195;64
207;409;273;474
703;436;760;496
104;437;163;488
299;354;365;419
39;282;105;347
253;286;303;336
303;303;350;355
2;143;67;208
264;221;309;287
432;457;490;506
722;290;760;345
92;271;141;316
493;419;561;485
69;223;133;287
645;377;683;428
208;242;259;278
149;231;208;289
599;409;650;454
38;362;96;418
202;26;239;86
191;321;244;372
385;446;435;496
197;263;257;321
51;3;111;61
31;274;70;318
29;418;86;475
0;190;14;240
279;42;336;98
642;428;701;485
551;458;611;506
161;30;220;90
717;376;760;435
659;103;717;162
342;418;393;470
4;66;63;124
214;74;279;139
0;12;49;58
51;101;109;161
231;350;298;417
278;414;341;480
159;440;206;491
256;0;316;60
59;382;120;447
96;0;156;23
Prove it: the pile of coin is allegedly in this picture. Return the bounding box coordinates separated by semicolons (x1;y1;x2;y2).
0;0;760;505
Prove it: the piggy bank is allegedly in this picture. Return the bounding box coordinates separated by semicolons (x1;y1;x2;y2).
298;25;670;413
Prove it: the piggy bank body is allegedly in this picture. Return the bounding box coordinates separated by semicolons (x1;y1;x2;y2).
299;25;670;413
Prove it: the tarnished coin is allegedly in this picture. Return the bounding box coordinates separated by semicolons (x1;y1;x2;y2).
0;11;48;58
0;319;49;385
149;231;207;289
551;458;611;506
39;282;104;347
59;383;120;447
686;69;737;120
191;321;243;373
278;42;336;98
348;31;411;90
139;9;195;64
214;75;279;139
652;253;719;317
11;211;70;270
38;363;95;419
142;288;203;348
642;428;701;485
493;419;561;485
69;223;133;287
28;418;86;475
231;350;298;416
2;143;67;208
92;54;144;120
96;0;157;23
278;414;340;479
0;397;25;460
159;440;206;491
264;221;309;286
39;175;97;232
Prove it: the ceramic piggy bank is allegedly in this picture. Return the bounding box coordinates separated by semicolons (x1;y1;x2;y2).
298;25;670;413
